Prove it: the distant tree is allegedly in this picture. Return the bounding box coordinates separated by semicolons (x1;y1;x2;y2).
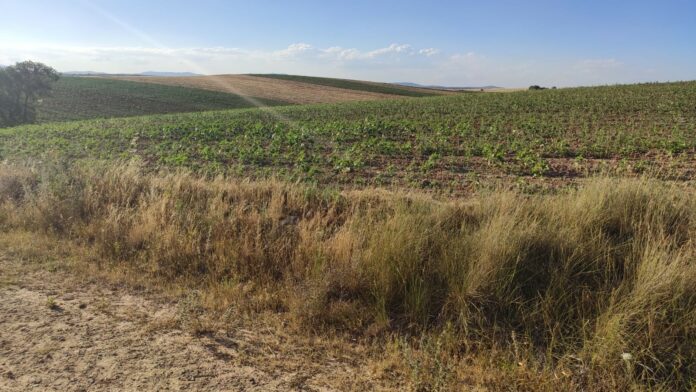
0;69;15;125
528;85;547;90
0;61;59;127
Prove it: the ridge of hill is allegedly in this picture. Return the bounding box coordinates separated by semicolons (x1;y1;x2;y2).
396;81;501;90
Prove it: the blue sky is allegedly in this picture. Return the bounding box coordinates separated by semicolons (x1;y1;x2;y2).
1;0;694;86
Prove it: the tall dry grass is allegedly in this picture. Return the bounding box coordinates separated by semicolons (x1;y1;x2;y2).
0;161;693;390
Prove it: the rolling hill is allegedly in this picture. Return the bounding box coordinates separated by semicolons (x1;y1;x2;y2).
109;74;454;104
248;74;451;97
27;74;460;125
35;77;288;123
4;80;693;191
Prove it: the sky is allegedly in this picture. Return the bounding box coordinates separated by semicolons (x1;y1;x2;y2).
1;0;695;87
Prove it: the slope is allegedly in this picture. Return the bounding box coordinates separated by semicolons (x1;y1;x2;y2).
110;74;425;104
2;81;694;192
247;74;453;97
36;77;289;123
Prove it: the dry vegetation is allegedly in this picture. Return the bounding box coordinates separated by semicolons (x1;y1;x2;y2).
110;75;405;104
1;161;694;391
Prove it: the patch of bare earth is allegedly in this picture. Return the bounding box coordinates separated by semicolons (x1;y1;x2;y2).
109;75;401;104
0;254;400;391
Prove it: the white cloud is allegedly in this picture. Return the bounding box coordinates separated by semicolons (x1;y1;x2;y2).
364;43;413;58
321;47;362;60
316;43;415;61
275;43;314;57
419;48;440;57
0;43;665;87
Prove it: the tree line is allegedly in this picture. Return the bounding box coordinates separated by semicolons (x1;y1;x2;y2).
0;61;59;127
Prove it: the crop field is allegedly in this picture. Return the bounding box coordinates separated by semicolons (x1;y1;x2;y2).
3;81;695;193
248;73;450;97
1;79;695;391
110;74;433;104
35;76;289;123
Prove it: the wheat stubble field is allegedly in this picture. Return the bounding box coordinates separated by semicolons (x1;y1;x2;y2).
0;76;695;391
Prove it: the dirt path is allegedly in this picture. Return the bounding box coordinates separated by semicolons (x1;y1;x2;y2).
0;255;396;391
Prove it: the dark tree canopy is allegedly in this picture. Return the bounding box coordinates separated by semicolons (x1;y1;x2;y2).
0;61;59;127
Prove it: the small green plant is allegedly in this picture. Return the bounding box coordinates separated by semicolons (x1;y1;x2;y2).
46;296;61;311
515;148;549;176
421;153;440;172
333;146;366;173
632;159;649;173
482;144;505;163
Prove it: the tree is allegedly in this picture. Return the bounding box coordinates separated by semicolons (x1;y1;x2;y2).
0;61;59;127
0;68;16;125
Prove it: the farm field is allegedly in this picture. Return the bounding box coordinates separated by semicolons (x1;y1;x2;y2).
110;74;445;104
3;80;694;193
247;73;451;97
35;76;289;123
3;1;695;390
1;79;695;391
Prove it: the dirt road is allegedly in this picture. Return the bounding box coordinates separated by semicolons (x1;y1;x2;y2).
0;256;396;391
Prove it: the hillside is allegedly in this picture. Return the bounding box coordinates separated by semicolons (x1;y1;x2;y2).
32;74;449;125
36;77;288;123
248;74;452;97
109;74;450;104
3;81;694;192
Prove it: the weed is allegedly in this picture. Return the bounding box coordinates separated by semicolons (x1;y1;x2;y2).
46;296;61;311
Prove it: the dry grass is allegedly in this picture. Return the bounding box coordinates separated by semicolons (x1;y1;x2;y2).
0;161;694;390
109;75;400;104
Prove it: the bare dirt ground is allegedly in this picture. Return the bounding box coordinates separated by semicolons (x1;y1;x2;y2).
110;75;401;104
0;254;400;391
